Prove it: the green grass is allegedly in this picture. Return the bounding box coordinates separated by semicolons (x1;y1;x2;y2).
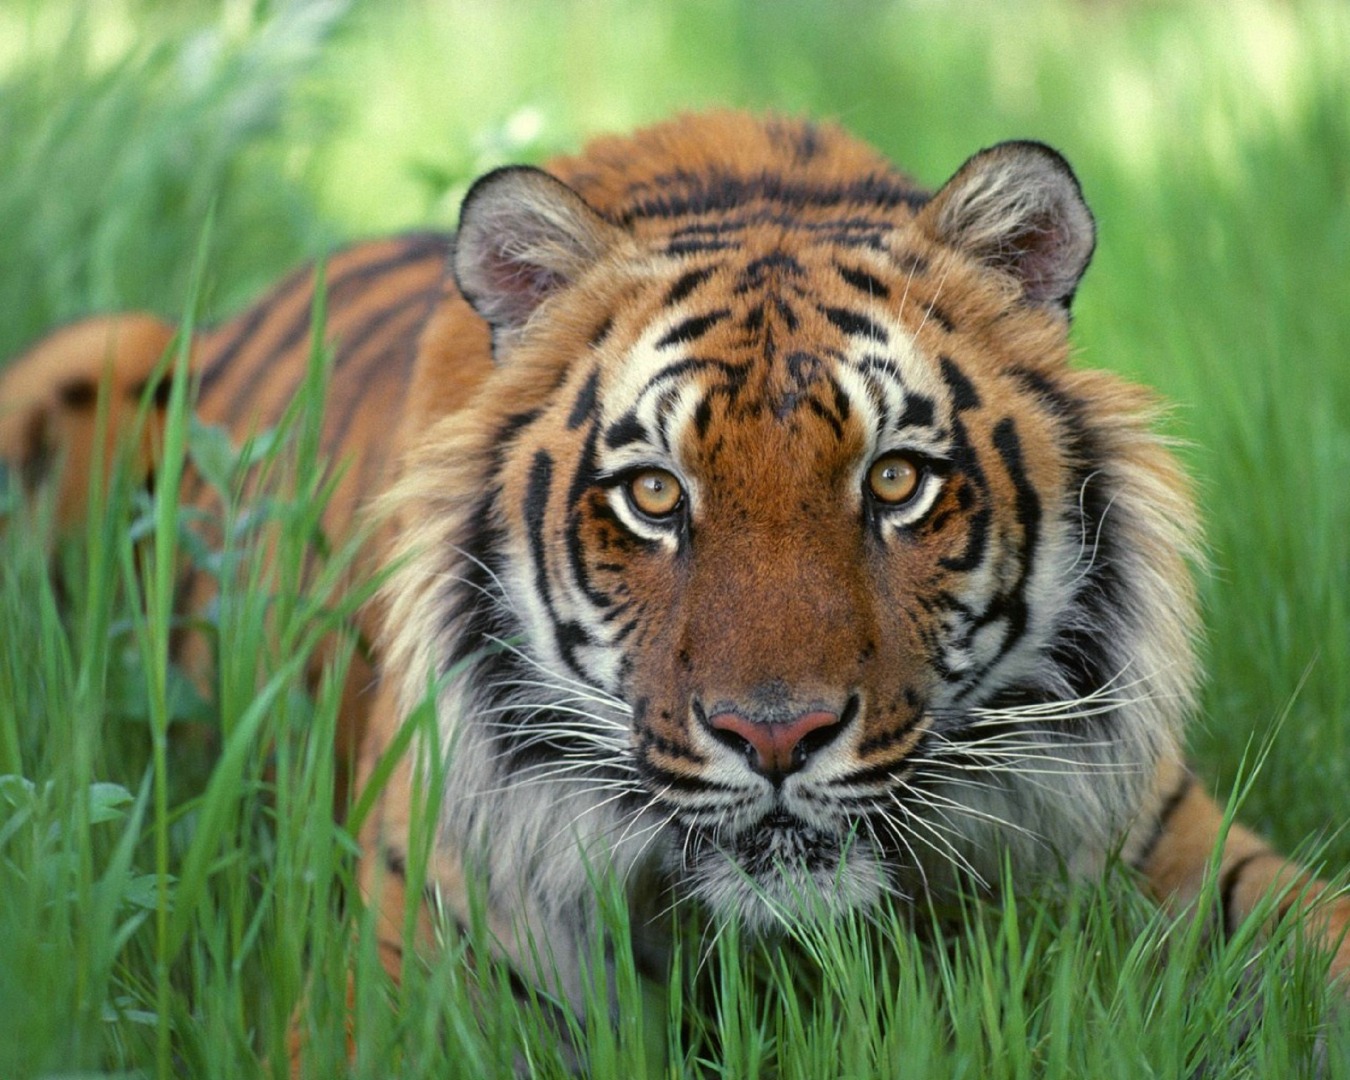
2;0;1348;1076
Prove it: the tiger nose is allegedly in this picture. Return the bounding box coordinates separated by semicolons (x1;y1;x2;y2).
704;707;844;781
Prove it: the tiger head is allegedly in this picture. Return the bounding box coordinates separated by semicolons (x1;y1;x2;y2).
384;115;1200;937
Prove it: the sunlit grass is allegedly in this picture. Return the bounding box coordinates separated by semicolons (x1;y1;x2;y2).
1;0;1347;1076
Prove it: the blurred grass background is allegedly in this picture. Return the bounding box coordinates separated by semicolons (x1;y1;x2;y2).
1;0;1347;1075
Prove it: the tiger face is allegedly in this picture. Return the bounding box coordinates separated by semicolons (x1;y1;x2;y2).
385;116;1198;950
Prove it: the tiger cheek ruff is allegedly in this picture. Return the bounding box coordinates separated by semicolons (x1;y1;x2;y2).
3;110;1347;1050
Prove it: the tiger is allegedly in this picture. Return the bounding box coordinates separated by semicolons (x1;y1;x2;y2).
2;110;1347;1055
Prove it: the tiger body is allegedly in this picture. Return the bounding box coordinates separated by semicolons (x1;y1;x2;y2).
2;112;1347;1038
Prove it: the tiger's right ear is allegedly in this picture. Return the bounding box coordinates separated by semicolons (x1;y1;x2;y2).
453;166;621;352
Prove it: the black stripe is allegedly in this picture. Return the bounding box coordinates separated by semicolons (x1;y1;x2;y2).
922;301;955;333
736;252;805;292
950;418;1042;696
1006;364;1129;721
59;379;97;408
1131;772;1195;871
693;397;714;440
524;450;555;576
822;305;888;343
895;393;935;430
839;758;920;789
567;369;601;430
317;291;437;453
438;491;508;680
806;397;844;439
985;417;1041;647
16;412;50;490
835;263;891;299
656;309;730;350
662;215;902;256
666;238;734;255
333;284;443;374
765;118;823;162
858;352;905;383
664;266;717;305
618;172;928;224
937;503;990;573
939;356;981;412
199;231;449;395
213;234;451;416
564;427;623;609
925;375;992;574
523;449;594;678
1220;851;1269;937
589;316;614;349
196;269;304;394
828;374;851;424
128;376;174;409
639;355;752;401
604;410;646;450
856;708;925;756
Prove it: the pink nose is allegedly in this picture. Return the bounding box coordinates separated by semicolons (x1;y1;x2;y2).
707;709;842;778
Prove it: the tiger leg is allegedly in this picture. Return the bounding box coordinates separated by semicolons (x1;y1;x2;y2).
1134;757;1350;982
287;680;603;1073
0;314;179;532
287;684;436;1077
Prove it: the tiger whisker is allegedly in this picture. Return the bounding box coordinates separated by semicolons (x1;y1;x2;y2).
863;808;929;895
609;786;673;854
967;695;1150;722
480;728;629;760
446;544;515;604
466;767;644;802
1065;470;1121;592
543;786;652;854
487;678;631;716
478;699;630;730
884;787;987;888
906;783;1041;843
927;740;1129;765
618;802;681;891
485;752;639;782
480;632;611;699
912;257;953;339
925;748;1141;775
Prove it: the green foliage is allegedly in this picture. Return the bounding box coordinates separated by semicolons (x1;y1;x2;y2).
1;0;1347;1076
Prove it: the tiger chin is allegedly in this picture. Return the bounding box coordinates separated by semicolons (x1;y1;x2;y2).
3;111;1348;1059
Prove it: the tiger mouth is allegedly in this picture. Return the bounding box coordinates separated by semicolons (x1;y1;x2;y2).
730;815;841;875
682;809;847;876
676;810;885;930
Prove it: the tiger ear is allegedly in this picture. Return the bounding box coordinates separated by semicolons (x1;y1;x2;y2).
453;166;621;351
918;141;1096;312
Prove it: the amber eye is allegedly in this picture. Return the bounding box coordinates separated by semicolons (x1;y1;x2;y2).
867;453;922;506
627;467;684;518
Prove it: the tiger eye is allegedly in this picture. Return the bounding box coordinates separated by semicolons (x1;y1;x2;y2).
628;468;684;518
867;453;921;506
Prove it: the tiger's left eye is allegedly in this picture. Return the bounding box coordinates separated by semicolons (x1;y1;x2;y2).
867;453;922;506
627;468;684;518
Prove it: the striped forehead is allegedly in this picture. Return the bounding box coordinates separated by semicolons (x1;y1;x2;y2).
594;258;957;467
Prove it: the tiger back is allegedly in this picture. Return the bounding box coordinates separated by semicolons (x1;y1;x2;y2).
0;231;453;779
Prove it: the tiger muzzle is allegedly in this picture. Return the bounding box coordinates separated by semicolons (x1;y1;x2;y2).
698;694;857;783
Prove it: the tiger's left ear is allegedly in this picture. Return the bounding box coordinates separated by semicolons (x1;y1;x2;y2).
453;165;623;353
918;141;1096;313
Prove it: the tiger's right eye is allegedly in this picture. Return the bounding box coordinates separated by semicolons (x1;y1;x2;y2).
627;468;684;518
867;452;922;506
